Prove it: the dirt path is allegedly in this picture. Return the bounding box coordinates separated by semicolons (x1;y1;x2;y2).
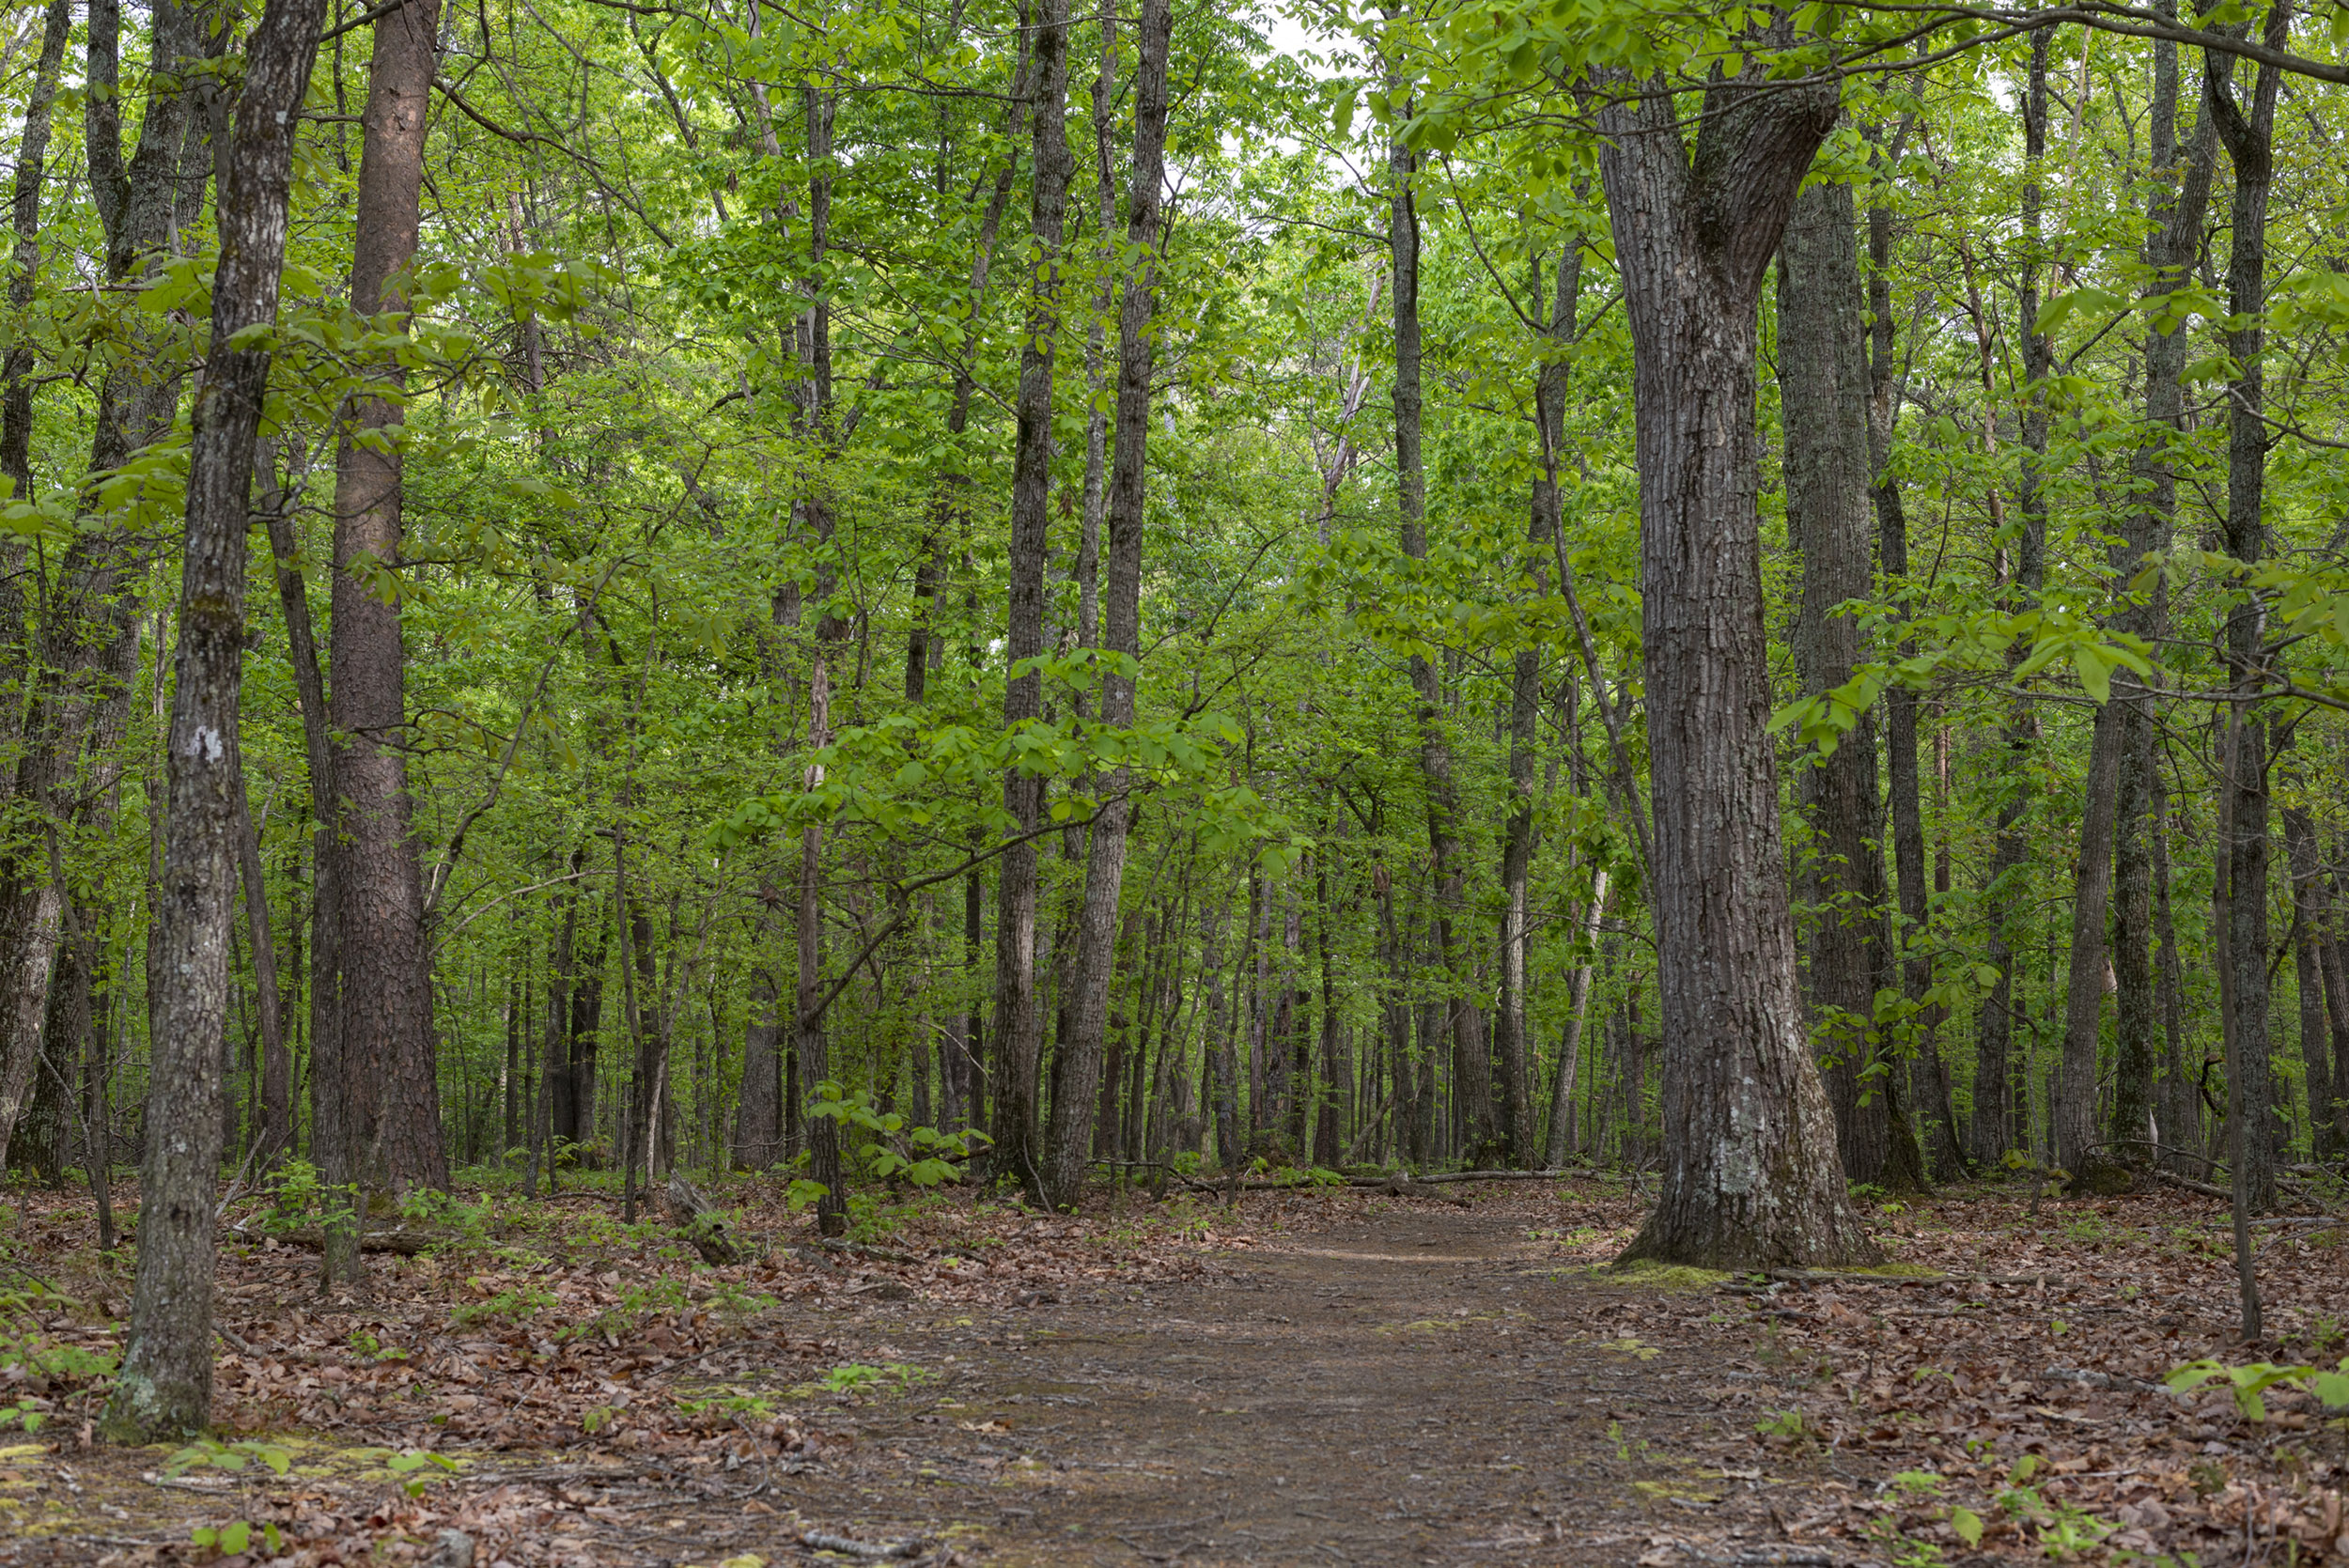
39;1183;2329;1565
708;1198;1842;1567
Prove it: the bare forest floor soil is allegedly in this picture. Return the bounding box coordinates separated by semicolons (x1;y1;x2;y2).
2;1174;2347;1567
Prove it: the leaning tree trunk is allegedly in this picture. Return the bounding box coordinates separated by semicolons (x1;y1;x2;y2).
327;0;448;1195
2206;12;2285;1211
1036;0;1172;1212
988;0;1071;1189
101;0;324;1443
1595;54;1875;1268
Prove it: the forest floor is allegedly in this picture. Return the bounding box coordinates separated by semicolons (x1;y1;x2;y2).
0;1172;2346;1567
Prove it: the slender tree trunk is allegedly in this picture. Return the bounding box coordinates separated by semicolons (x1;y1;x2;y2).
2056;709;2123;1177
1595;51;1875;1266
235;772;289;1167
2206;11;2285;1211
1970;30;2057;1171
1498;248;1583;1171
2284;807;2334;1158
101;0;324;1441
1545;869;1610;1167
990;0;1071;1188
2320;858;2349;1156
1036;0;1171;1210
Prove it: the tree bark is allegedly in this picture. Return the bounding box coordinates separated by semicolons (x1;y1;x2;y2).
2284;807;2334;1157
733;969;782;1168
101;0;324;1441
2205;8;2285;1211
2114;27;2214;1168
1779;177;1918;1191
0;0;209;1171
1595;51;1875;1267
1036;0;1171;1211
989;0;1071;1188
235;772;289;1167
326;0;447;1195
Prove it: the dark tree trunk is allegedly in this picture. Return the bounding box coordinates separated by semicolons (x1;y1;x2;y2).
733;970;782;1168
101;0;324;1441
990;0;1071;1188
2205;11;2285;1210
1037;0;1171;1210
0;0;209;1170
2113;33;2213;1168
2056;709;2123;1177
2322;859;2349;1156
2284;808;2334;1157
1778;177;1918;1191
235;773;289;1166
0;0;71;748
1594;53;1875;1266
327;0;447;1195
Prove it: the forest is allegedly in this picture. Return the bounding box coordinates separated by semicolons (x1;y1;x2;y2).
0;0;2347;1555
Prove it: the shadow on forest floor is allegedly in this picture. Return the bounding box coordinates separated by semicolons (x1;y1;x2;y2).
0;1173;2345;1565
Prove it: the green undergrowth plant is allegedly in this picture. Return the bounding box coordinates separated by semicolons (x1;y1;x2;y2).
2167;1356;2349;1421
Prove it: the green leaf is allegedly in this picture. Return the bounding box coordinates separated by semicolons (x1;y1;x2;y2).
1950;1505;1983;1547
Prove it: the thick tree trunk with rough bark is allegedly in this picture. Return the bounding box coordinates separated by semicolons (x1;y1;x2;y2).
1037;0;1171;1212
1595;60;1875;1267
101;0;323;1442
327;0;448;1195
1778;178;1920;1192
989;0;1070;1189
733;970;782;1168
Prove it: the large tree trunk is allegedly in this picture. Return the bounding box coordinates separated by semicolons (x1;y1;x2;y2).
101;0;323;1442
2206;13;2285;1211
989;0;1071;1188
732;970;782;1168
1778;177;1920;1192
1595;55;1875;1268
1036;0;1171;1211
326;0;447;1195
